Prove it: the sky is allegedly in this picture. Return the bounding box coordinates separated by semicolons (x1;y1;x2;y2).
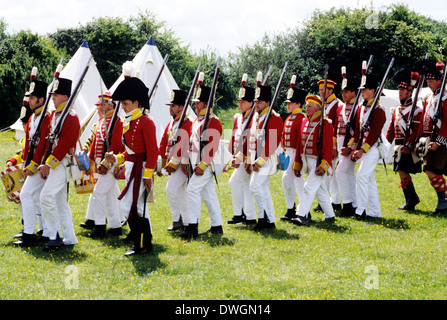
1;0;447;56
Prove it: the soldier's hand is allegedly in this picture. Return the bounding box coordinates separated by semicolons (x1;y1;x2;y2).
231;159;240;168
193;166;204;176
165;165;175;174
143;178;152;192
352;149;364;161
6;161;13;168
38;164;50;180
23;168;33;177
105;152;115;164
340;147;351;157
294;169;301;177
428;142;439;151
181;164;189;176
97;165;108;175
245;164;252;175
332;149;338;160
315;166;325;176
252;163;261;172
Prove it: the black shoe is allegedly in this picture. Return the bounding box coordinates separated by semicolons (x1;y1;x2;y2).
355;210;367;221
339;203;355;217
80;219;95;230
43;234;64;252
13;230;23;239
201;225;223;235
124;244;152;256
180;224;199;239
313;204;322;212
108;227;123;236
291;215;307;226
323;216;336;223
244;219;257;225
280;208;298;221
332;203;342;211
90;225;106;238
254;214;275;231
14;233;37;247
227;215;246;224
168;217;185;231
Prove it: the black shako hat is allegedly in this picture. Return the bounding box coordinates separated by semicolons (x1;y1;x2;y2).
26;80;48;99
254;85;272;102
167;89;187;106
392;68;419;90
192;85;211;103
50;78;72;97
359;73;378;90
413;59;444;80
285;87;307;104
112;77;149;109
341;76;358;92
238;85;255;102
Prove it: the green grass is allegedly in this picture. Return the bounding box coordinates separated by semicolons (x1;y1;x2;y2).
0;129;446;300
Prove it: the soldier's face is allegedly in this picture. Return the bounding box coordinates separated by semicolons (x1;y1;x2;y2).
306;102;319;118
121;100;139;114
319;87;332;99
427;79;442;93
287;102;300;113
398;88;412;102
194;101;207;114
169;104;183;117
341;90;356;104
28;95;44;110
361;88;375;101
51;93;68;107
255;100;269;112
238;100;252;113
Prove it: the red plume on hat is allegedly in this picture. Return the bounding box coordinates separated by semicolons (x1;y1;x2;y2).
410;72;419;87
436;61;445;75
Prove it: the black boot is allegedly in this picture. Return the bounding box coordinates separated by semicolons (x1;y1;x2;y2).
14;233;37;247
80;219;95;230
431;191;447;215
340;203;355;217
399;183;420;210
254;212;275;231
90;224;106;238
180;223;199;239
227;212;247;224
168;216;184;231
280;203;297;221
43;233;64;251
125;218;152;256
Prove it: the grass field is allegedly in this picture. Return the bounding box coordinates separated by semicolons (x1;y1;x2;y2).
0;128;446;301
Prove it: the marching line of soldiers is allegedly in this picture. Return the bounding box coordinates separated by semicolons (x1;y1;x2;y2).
5;57;447;256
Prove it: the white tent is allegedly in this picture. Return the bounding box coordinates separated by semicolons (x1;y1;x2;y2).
106;37;194;144
10;41;106;147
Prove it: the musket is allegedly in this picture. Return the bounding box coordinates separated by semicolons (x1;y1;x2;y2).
317;64;329;165
199;57;221;162
147;54;169;109
431;60;447;142
404;53;429;146
256;62;288;158
173;62;202;144
233;65;273;157
25;57;64;168
342;55;374;148
42;55;94;164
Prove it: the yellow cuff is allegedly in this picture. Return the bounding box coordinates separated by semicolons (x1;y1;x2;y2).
167;161;179;170
198;161;208;170
143;168;154;179
255;157;267;167
170;156;181;166
361;143;371;153
347;137;354;147
116;154;125;166
26;160;39;174
292;161;302;171
319;159;330;172
45;154;60;169
333;137;337;147
235;151;245;163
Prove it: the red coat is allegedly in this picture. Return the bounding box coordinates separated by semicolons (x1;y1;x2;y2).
386;101;422;147
88;114;124;161
23;108;51;172
418;91;447;146
335;98;356;137
324;94;339;131
189;111;222;165
352;100;386;151
228;111;253;158
121;113;158;171
294;111;333;172
44;104;80;169
159;115;193;161
282;109;305;151
248;108;283;161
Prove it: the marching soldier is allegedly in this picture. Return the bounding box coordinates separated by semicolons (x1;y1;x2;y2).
158;89;193;231
350;74;387;220
179;85;224;238
14;80;50;246
227;78;257;225
83;92;124;237
248;85;283;230
413;59;447;214
336;76;358;217
291;95;335;226
386;69;423;210
280;76;307;221
106;77;158;255
38;78;80;250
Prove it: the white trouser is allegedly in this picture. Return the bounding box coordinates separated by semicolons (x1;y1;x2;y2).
166;168;189;222
184;167;222;227
85;169;122;228
336;153;357;206
20;172;46;234
250;160;275;223
325;156;341;205
297;157;335;219
40;158;77;244
229;164;256;219
120;161;152;231
355;145;381;217
282;149;305;209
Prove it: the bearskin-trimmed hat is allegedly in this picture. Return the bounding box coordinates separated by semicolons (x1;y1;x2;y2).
392;68;419;91
413;59;445;80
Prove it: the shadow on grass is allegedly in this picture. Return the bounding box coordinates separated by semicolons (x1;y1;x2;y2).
361;216;411;230
16;242;89;262
125;243;168;276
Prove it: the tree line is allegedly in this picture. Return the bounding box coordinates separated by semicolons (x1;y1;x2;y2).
1;4;447;129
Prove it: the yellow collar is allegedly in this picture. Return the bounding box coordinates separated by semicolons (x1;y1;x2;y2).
105;110;114;119
364;99;374;107
243;110;251;118
174;112;182;121
309;110;322;122
325;93;336;104
55;102;67;113
292;108;302;114
125;108;143;120
34;106;44;116
259;107;269;117
198;108;212;116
